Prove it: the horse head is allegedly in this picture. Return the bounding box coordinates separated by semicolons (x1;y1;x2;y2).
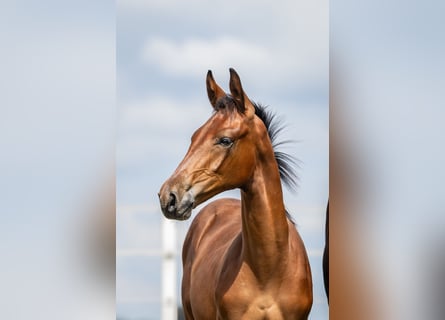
158;68;269;220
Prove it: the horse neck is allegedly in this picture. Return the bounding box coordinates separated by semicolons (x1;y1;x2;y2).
240;148;290;281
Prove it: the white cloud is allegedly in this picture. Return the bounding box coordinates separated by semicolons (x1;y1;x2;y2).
142;34;327;90
142;36;269;77
134;0;328;89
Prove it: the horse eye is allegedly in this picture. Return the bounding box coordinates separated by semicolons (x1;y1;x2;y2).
218;137;233;147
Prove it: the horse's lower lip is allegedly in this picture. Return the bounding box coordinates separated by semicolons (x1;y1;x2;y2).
177;202;194;218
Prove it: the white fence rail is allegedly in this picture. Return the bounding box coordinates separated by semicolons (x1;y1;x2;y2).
117;204;324;320
117;205;181;320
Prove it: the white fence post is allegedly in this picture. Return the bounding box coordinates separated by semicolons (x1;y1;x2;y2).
162;218;177;320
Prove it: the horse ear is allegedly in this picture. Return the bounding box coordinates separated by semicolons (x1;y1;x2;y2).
206;70;226;109
229;68;255;118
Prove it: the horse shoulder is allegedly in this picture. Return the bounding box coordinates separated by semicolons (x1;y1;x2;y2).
277;224;313;317
182;198;243;319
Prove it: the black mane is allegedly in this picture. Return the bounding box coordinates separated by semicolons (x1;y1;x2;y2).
253;102;300;193
253;103;300;224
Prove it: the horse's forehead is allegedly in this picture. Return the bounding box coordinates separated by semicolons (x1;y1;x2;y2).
192;111;245;141
208;111;244;129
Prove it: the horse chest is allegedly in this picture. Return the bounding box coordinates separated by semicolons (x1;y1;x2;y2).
215;269;298;320
216;287;287;320
215;262;313;319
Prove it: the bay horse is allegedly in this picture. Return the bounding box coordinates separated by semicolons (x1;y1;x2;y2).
158;68;313;319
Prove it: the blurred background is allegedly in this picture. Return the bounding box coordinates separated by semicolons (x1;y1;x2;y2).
330;1;445;319
116;0;328;319
2;1;445;320
0;0;116;319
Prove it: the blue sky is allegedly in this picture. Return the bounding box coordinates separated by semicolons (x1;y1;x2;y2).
117;0;328;319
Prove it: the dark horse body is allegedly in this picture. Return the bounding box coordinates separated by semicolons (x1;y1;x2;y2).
323;201;329;303
159;69;312;319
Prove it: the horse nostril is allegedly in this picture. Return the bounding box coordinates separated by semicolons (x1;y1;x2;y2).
167;192;177;213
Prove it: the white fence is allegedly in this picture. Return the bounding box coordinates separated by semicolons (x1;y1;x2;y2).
117;205;187;320
117;204;325;320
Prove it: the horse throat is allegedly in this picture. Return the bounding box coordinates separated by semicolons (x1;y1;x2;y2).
240;153;290;282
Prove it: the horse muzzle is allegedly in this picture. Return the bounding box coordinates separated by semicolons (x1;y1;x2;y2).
158;186;195;221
